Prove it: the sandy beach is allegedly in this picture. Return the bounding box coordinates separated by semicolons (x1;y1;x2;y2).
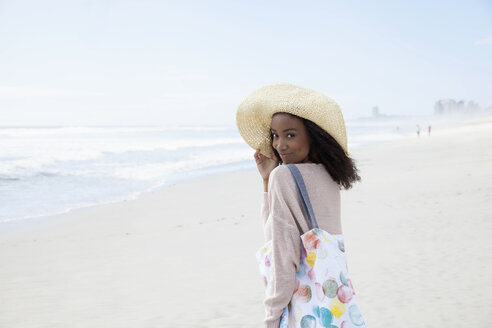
1;116;491;327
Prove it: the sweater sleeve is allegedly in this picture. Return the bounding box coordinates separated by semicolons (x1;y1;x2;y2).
263;166;303;328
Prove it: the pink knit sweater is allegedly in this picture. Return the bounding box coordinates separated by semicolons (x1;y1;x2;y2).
260;163;342;328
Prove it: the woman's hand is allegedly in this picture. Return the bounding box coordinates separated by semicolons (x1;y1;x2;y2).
254;147;279;184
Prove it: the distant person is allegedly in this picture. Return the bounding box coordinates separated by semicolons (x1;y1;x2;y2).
428;125;431;136
396;126;400;133
236;83;368;327
416;124;421;137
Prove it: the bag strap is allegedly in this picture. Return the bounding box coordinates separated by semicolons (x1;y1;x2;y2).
286;164;319;232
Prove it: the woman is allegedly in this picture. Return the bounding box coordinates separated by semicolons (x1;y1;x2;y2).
236;83;367;328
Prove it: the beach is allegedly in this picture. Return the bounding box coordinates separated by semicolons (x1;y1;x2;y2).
1;116;491;327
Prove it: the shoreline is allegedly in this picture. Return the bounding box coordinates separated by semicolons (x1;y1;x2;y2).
1;115;491;327
2;113;487;232
0;161;257;235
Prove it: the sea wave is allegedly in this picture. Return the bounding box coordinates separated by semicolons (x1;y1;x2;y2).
0;137;244;174
0;175;20;181
0;125;235;137
110;149;253;181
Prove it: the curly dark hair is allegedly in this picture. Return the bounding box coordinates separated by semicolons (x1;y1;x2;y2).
270;113;361;190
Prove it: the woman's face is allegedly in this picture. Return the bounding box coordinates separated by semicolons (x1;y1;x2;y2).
270;113;311;164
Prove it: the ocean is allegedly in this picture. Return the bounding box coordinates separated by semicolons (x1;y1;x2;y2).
0;116;424;226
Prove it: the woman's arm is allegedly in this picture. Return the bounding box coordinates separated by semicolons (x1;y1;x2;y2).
254;148;279;192
263;178;269;192
263;219;300;328
257;147;275;224
261;191;270;226
262;165;305;328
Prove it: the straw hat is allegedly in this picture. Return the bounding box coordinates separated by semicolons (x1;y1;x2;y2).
236;83;348;159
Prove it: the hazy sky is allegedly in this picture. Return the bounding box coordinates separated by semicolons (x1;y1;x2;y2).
1;0;491;126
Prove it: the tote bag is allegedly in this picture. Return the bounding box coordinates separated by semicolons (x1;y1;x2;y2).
257;164;368;328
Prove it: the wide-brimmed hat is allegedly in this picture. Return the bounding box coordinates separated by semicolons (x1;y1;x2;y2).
236;83;348;159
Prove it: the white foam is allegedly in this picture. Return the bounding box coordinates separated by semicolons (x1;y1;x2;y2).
0;136;244;175
110;149;253;181
0;125;236;137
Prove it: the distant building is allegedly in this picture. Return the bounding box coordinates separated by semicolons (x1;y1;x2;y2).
434;98;489;115
372;106;379;117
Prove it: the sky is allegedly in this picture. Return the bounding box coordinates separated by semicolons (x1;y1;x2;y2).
0;0;491;126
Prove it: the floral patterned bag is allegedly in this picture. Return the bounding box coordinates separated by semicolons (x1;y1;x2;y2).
257;164;368;328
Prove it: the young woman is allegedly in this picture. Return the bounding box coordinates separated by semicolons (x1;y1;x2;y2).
236;83;366;328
